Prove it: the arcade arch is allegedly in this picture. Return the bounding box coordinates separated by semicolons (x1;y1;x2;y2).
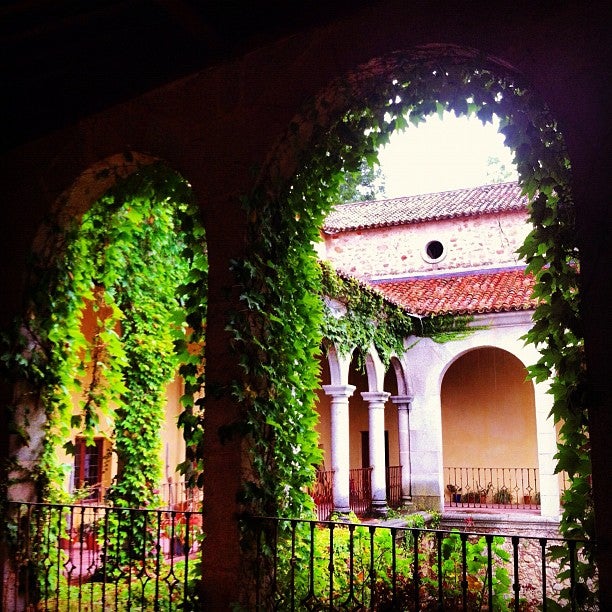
6;154;207;508
244;43;571;522
318;342;412;516
442;346;537;470
441;347;540;508
238;42;573;526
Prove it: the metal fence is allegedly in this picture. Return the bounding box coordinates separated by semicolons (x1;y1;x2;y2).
4;501;203;611
312;469;334;521
312;466;402;520
386;465;402;509
445;467;541;509
349;467;372;516
250;516;593;611
4;503;595;610
69;481;203;510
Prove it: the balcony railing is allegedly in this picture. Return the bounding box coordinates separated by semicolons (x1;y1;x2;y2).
349;467;372;516
69;481;203;510
386;465;402;509
313;466;403;520
250;516;593;610
4;501;203;612
445;467;541;509
312;469;334;521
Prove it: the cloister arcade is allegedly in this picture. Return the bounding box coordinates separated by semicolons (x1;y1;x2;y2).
315;309;560;519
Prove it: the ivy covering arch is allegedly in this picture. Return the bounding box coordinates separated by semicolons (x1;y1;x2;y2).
2;159;207;508
230;46;593;604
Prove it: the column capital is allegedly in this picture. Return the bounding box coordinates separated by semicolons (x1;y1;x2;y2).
361;391;391;404
322;384;356;399
390;395;414;408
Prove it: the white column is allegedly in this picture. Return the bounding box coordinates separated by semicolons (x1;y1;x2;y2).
362;391;390;515
391;395;413;504
533;380;561;518
322;384;355;514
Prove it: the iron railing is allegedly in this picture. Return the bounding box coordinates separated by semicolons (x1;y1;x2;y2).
314;466;402;519
312;469;334;521
158;481;203;510
4;501;203;611
349;467;372;516
3;504;595;610
69;481;203;510
445;467;541;509
250;516;592;611
386;465;402;509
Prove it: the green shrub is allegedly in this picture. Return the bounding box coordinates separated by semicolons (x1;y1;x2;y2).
272;519;511;609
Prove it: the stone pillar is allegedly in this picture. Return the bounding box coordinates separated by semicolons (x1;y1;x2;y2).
391;395;413;504
533;381;561;518
322;384;355;514
362;391;390;516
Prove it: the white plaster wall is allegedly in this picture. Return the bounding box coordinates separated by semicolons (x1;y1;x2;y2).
403;311;560;517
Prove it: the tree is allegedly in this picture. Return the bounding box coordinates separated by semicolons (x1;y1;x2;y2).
485;155;516;183
337;159;386;203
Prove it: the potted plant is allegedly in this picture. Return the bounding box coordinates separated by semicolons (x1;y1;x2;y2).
447;484;462;504
461;491;480;504
523;491;541;505
81;521;100;551
523;492;533;505
493;487;513;505
476;483;492;503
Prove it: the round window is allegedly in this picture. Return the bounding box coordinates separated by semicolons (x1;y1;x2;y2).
422;239;446;263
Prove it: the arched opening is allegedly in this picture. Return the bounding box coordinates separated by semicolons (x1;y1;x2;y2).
347;352;373;515
312;349;334;520
221;43;585;606
2;157;208;608
383;361;404;507
236;44;575;519
441;347;538;508
7;156;207;509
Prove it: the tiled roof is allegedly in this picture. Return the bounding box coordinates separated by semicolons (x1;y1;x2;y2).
323;181;527;233
368;268;538;316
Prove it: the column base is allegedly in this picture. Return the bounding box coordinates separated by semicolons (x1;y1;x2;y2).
332;507;352;520
371;501;389;518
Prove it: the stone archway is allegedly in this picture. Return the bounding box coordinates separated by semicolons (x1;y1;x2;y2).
225;41;579;603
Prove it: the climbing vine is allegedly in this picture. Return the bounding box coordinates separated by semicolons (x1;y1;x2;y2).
320;261;416;366
320;261;473;367
230;47;593;606
1;160;207;507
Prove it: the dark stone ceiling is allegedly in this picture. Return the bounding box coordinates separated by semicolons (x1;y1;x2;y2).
2;0;373;152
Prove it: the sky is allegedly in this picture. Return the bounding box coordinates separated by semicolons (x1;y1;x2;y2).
376;111;517;197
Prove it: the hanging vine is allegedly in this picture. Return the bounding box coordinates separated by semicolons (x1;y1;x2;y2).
230;47;593;607
319;261;474;368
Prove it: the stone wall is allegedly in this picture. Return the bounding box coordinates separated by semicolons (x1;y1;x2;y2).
322;210;529;279
440;514;571;606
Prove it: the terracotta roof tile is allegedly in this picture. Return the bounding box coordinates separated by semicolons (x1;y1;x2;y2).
368;268;538;316
323;181;527;233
